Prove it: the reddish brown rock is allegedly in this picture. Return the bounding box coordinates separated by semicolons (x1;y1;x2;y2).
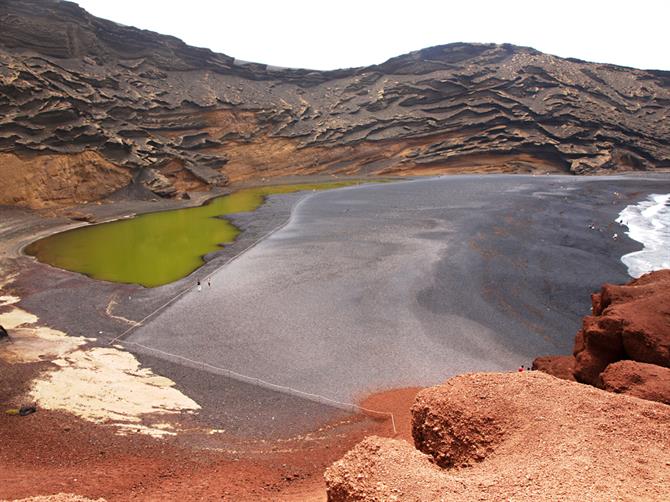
591;270;670;367
531;355;576;381
537;270;670;401
601;360;670;405
325;372;670;501
411;375;513;468
573;315;626;385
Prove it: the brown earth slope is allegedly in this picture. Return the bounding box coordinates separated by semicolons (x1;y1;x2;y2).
325;372;670;501
1;0;670;207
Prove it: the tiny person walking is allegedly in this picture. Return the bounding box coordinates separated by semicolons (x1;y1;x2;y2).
208;279;211;288
197;280;202;292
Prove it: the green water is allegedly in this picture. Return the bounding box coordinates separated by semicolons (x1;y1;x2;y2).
26;181;364;287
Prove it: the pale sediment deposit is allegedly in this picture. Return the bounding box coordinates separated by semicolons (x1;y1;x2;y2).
0;274;200;436
30;347;200;435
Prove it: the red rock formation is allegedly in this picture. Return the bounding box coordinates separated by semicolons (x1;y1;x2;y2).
601;360;670;404
411;378;511;468
325;372;670;501
531;355;576;381
534;269;670;405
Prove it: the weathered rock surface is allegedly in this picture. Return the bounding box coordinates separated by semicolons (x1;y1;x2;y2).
531;355;576;381
601;360;670;404
325;372;670;501
534;269;670;404
411;379;511;468
1;0;669;207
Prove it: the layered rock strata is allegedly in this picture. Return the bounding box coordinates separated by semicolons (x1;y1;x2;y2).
534;269;670;404
2;0;670;207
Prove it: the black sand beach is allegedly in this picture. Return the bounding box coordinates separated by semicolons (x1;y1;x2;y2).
5;174;670;437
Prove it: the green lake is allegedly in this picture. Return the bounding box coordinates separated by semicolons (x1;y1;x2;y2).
26;181;364;287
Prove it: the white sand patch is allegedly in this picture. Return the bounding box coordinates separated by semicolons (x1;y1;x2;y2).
0;306;38;329
0;326;90;363
114;422;178;438
1;271;201;437
0;286;90;363
10;494;105;502
0;272;17;290
0;294;20;307
30;347;201;433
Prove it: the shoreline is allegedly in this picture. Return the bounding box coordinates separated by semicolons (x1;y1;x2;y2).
123;174;670;407
3;172;670;500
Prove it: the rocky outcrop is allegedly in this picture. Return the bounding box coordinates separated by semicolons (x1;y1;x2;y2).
534;269;670;404
0;151;131;208
1;0;669;207
325;372;670;501
411;380;511;468
531;355;576;381
600;360;670;405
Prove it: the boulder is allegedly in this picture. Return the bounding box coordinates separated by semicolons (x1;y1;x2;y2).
573;315;625;385
537;270;670;401
411;375;513;468
601;360;670;405
0;324;8;341
142;169;177;198
592;270;670;367
531;355;576;381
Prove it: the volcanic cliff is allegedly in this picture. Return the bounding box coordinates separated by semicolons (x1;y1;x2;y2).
1;0;670;207
534;269;670;404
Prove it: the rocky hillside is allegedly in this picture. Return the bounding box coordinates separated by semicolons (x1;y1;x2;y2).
1;0;669;207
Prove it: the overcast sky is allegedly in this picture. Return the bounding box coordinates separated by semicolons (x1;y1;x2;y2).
74;0;669;71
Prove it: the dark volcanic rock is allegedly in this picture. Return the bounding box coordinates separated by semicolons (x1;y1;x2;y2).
1;0;670;206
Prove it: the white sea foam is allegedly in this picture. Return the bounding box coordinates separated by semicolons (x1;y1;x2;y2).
616;193;670;278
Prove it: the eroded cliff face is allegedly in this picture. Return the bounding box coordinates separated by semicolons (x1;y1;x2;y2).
534;269;670;405
1;0;670;207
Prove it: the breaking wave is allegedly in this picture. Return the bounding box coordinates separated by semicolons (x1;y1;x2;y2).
616;193;670;278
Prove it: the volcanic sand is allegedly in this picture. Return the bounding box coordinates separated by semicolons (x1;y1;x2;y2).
126;174;670;405
3;173;670;501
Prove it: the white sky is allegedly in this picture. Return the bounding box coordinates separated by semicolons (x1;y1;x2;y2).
73;0;669;71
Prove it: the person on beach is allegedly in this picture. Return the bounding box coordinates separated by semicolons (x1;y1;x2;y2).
208;279;211;288
197;280;202;292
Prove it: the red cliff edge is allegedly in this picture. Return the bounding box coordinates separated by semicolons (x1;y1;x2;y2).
534;269;670;405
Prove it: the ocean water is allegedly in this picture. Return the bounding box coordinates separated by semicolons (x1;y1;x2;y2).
616;193;670;278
